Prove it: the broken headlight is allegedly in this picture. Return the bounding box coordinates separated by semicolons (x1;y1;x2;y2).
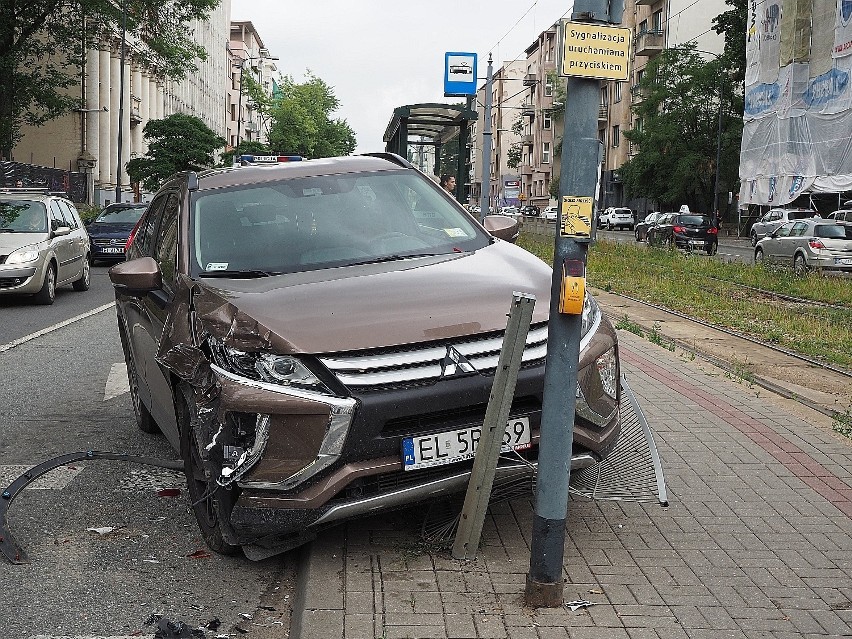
596;347;618;399
581;292;601;338
209;338;335;396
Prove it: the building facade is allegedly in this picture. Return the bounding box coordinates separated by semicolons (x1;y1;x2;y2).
228;21;278;150
12;1;232;206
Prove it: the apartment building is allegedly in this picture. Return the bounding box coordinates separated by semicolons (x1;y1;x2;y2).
228;21;278;150
600;0;725;211
12;1;232;206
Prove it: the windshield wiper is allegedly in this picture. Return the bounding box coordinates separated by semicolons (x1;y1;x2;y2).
198;269;281;278
347;253;444;266
0;228;16;233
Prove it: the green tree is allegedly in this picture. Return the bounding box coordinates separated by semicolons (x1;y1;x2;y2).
267;73;356;158
0;0;220;160
712;0;747;88
127;113;224;192
620;44;742;212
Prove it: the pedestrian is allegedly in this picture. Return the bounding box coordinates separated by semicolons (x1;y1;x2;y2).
440;174;456;194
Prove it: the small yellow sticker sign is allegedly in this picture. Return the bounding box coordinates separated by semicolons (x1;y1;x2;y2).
560;196;593;238
560;21;631;81
559;259;586;315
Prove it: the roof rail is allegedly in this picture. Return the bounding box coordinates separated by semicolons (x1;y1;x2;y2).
360;152;413;169
0;187;51;193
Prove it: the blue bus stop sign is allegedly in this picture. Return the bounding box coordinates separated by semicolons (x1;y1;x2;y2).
444;52;477;97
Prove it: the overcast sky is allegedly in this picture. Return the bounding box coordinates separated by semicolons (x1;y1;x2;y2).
232;0;575;153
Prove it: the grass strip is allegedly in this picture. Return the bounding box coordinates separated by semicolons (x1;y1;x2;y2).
517;233;852;370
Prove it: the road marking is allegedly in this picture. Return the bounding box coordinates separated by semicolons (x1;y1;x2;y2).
0;465;84;490
0;302;115;353
104;362;129;400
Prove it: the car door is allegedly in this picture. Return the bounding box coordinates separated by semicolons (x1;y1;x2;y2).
130;192;182;449
48;200;75;283
57;200;86;280
762;221;793;263
782;221;808;261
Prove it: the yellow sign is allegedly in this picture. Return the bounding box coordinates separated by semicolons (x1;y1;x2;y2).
560;21;631;81
560;196;593;238
560;260;586;314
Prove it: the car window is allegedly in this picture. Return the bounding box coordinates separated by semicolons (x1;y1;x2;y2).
775;222;794;237
678;215;709;225
49;201;66;231
57;200;79;229
815;224;847;239
788;210;813;220
135;195;168;256
154;195;180;289
0;199;48;232
790;221;808;236
189;170;489;275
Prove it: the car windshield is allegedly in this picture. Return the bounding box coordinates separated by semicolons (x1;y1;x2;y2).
95;205;146;224
815;224;850;239
189;170;489;276
0;200;48;233
679;215;709;226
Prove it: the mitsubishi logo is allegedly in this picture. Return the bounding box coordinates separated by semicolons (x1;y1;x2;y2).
440;346;476;378
109;238;118;245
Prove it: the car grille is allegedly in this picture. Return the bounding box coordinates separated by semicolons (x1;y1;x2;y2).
381;395;542;436
0;277;27;289
319;323;549;390
92;238;124;246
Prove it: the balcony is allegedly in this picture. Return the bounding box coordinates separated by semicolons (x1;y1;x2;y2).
521;104;535;119
635;0;660;5
628;142;638;157
598;103;608;121
636;30;664;57
519;163;533;176
521;134;534;147
523;73;537;87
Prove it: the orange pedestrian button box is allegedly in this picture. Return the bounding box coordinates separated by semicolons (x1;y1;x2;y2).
559;259;586;314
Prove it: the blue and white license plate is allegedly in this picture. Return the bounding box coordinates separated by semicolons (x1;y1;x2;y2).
101;247;123;254
402;417;531;471
835;257;852;266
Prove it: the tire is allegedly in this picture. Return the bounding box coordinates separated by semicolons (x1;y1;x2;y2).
754;248;764;265
122;332;160;434
794;253;808;275
72;256;90;291
706;241;718;256
635;228;641;241
665;236;674;249
750;231;758;247
33;262;56;305
178;387;241;556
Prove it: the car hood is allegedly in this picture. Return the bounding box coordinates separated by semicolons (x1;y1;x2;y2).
0;233;47;252
190;241;554;354
87;222;136;236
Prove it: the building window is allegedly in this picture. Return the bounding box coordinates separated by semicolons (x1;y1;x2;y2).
614;81;623;103
600;87;608;106
545;78;553;96
543;142;551;164
653;10;663;32
639;19;648;34
637;69;645;85
612;125;620;147
543;112;552;129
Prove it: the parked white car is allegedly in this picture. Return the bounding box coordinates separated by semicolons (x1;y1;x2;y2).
542;206;558;222
750;208;816;246
599;207;634;230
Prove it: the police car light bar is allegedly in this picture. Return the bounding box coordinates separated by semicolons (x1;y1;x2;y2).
240;154;304;164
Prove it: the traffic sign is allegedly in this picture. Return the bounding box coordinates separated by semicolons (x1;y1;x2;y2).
559;21;631;81
445;52;478;97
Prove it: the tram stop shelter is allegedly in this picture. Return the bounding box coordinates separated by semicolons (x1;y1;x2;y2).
383;103;477;203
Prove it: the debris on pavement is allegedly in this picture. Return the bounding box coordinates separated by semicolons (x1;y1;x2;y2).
187;549;212;559
565;599;597;611
157;488;182;497
153;617;206;638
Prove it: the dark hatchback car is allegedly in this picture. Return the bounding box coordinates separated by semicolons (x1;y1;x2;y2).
646;213;718;255
86;202;147;264
108;154;622;559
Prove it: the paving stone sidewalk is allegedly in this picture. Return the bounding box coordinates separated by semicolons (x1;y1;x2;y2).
292;332;852;638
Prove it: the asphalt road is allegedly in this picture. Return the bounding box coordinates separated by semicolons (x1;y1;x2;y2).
0;275;294;638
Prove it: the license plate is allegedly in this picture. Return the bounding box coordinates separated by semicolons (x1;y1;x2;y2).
689;240;705;246
835;258;852;265
402;417;531;471
101;247;123;254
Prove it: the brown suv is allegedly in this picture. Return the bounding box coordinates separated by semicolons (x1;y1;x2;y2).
109;154;621;559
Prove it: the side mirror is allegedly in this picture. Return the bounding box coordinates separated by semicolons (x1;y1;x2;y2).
109;256;162;294
52;226;71;237
483;215;520;243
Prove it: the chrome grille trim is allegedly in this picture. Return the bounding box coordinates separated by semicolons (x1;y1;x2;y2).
320;324;549;388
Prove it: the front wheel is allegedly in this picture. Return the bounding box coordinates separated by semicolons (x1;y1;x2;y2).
706;241;718;256
754;248;764;265
179;388;241;556
793;253;808;275
33;263;56;305
635;229;641;241
750;231;758;247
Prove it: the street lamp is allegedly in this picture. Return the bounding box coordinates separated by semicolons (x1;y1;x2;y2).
115;0;127;204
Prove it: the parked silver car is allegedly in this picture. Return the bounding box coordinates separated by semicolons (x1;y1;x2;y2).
827;209;852;224
750;208;816;246
754;219;852;274
0;191;91;304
